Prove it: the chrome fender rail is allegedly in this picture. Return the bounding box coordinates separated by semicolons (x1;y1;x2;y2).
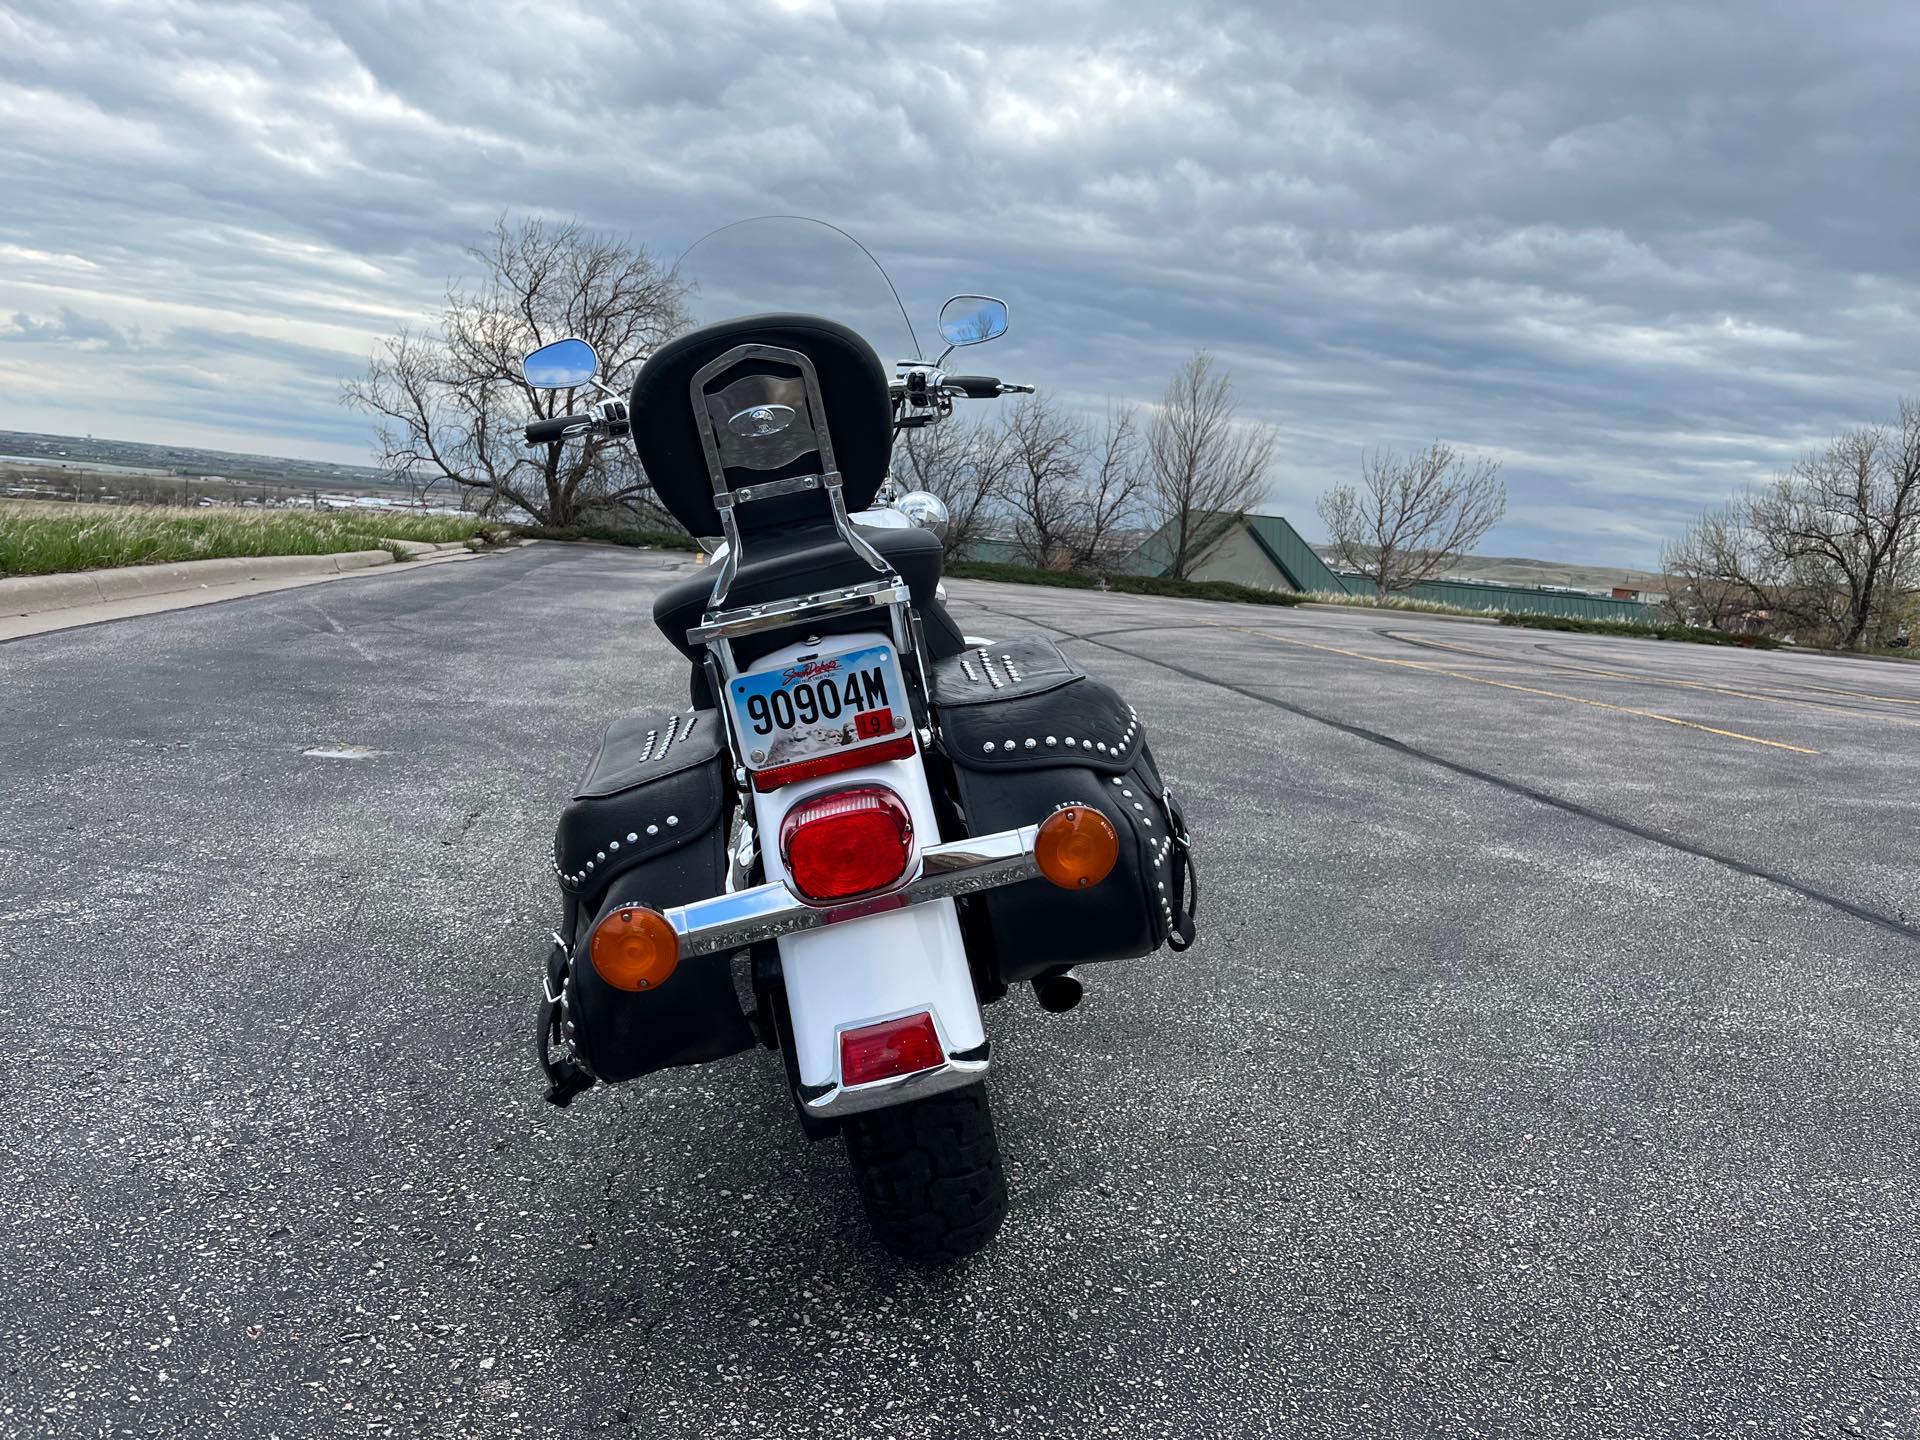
646;822;1042;960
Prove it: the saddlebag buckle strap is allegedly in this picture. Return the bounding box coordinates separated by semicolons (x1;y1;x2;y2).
538;935;596;1108
1162;785;1199;952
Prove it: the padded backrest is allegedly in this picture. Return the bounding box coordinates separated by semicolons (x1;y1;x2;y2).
629;313;894;539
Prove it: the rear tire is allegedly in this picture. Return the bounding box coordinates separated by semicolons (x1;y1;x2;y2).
843;1084;1007;1264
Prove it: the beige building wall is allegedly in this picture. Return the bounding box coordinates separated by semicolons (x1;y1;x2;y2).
1185;523;1294;591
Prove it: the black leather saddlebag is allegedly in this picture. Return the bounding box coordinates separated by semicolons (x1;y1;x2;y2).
549;709;754;1084
932;637;1196;987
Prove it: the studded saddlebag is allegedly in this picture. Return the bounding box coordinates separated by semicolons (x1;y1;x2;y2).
932;637;1197;988
546;709;754;1087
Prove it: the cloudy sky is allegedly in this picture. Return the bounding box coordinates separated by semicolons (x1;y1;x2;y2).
3;0;1917;566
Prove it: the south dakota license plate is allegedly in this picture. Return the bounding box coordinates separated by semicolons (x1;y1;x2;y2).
729;643;910;772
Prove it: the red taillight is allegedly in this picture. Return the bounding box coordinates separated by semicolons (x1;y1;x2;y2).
751;733;916;792
840;1011;943;1087
780;785;915;903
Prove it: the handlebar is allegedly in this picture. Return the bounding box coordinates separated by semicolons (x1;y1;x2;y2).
524;398;630;446
945;375;1035;399
525;415;588;445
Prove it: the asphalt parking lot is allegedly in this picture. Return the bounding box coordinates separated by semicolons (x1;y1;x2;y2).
3;542;1916;1439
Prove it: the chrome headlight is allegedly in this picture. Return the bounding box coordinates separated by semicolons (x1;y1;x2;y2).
890;490;950;541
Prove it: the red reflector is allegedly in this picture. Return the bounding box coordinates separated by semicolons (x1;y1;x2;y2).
780;784;915;902
751;733;916;792
840;1011;943;1087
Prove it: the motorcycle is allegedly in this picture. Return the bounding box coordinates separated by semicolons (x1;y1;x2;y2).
529;217;1198;1263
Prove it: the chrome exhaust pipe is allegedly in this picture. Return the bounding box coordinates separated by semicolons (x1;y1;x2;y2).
1031;966;1083;1014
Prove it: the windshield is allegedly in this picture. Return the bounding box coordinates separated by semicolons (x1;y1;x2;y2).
675;216;921;364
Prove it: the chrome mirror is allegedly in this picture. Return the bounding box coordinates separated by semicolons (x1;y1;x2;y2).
522;337;600;390
937;295;1009;348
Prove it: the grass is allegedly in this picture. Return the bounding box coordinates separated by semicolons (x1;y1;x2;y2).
0;500;507;578
1496;612;1783;648
946;560;1102;589
1300;589;1504;617
946;560;1307;606
1108;573;1306;606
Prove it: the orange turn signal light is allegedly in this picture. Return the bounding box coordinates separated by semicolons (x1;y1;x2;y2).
1035;805;1119;890
589;907;680;992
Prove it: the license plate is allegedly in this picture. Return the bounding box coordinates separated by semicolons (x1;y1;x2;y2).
729;644;910;771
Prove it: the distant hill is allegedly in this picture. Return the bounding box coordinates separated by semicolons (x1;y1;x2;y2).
0;430;395;491
1308;543;1665;594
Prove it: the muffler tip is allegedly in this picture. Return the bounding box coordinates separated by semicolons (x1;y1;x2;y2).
1032;967;1084;1014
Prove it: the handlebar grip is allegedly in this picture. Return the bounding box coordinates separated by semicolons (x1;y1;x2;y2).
524;415;583;445
945;375;1005;399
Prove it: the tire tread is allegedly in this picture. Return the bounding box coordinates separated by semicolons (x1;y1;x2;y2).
843;1085;1007;1264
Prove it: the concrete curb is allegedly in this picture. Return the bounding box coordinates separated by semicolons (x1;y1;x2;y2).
0;549;397;618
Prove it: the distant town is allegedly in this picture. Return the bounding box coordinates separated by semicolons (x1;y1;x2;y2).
0;429;473;517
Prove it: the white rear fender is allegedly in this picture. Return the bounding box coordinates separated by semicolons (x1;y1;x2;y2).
741;633;987;1107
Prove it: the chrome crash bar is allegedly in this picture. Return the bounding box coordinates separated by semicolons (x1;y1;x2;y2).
657;821;1042;959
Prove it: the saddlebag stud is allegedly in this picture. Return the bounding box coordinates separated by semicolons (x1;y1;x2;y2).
930;632;1201;986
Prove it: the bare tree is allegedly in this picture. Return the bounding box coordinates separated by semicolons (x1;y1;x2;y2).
1001;394;1087;570
1144;351;1275;578
894;414;1017;557
1069;402;1148;570
1747;406;1920;650
1317;441;1507;597
898;399;1145;568
343;216;687;529
1659;500;1776;630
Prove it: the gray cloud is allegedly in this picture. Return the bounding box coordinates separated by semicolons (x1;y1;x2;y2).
5;306;138;350
1;0;1916;563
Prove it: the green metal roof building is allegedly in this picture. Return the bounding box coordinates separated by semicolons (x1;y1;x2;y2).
1119;512;1660;623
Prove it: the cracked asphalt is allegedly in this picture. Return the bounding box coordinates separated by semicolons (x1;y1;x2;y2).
2;542;1916;1439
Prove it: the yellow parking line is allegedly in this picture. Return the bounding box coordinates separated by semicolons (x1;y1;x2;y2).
1792;681;1920;707
1222;627;1819;755
1387;632;1920;728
